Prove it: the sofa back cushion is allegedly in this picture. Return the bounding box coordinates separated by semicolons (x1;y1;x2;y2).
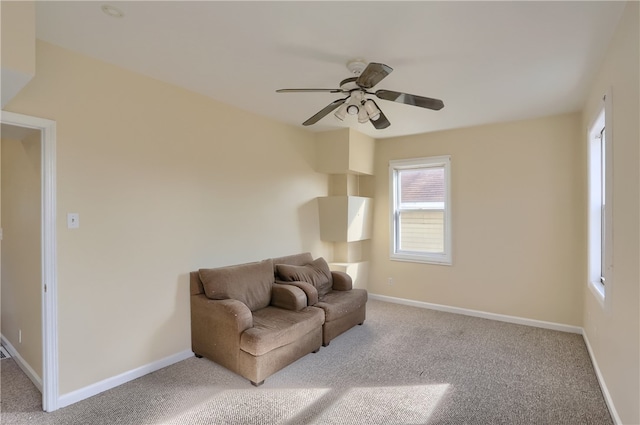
199;259;274;312
276;257;333;298
271;252;314;276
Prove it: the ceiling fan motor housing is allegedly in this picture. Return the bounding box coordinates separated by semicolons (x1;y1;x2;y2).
346;60;367;75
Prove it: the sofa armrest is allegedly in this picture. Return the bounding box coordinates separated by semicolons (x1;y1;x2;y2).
271;284;307;311
275;279;319;305
331;271;353;291
191;295;253;334
190;295;253;370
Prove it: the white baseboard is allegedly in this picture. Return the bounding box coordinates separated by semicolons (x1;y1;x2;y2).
582;332;622;425
369;293;583;334
57;350;194;409
0;334;43;392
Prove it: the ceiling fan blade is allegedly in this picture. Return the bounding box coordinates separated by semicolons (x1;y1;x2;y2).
302;97;348;126
356;63;393;89
276;88;344;93
369;100;390;129
375;89;444;110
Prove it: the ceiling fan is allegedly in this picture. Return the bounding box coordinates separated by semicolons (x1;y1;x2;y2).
276;60;444;130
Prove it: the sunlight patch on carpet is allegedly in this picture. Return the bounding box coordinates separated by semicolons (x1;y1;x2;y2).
314;384;450;424
163;387;331;424
161;384;449;425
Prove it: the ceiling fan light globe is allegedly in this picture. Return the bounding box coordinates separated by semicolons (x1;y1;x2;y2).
334;104;348;121
358;107;369;123
364;99;381;121
347;104;359;115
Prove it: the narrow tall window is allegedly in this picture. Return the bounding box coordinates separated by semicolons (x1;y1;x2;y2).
588;93;611;302
599;126;606;285
390;156;452;265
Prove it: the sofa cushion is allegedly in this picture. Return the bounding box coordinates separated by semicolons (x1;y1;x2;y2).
240;306;324;356
271;252;314;271
276;257;333;298
315;288;368;322
199;259;273;312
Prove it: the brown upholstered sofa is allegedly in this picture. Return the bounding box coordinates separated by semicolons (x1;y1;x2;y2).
190;253;367;385
190;258;324;386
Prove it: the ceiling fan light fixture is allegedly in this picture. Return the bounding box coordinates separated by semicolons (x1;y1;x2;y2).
358;107;369;123
334;103;348;121
346;104;359;115
364;99;381;121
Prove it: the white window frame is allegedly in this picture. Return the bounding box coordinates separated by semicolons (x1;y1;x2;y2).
389;155;452;265
587;90;613;308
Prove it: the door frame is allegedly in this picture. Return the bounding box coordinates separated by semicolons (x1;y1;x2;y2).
1;110;58;412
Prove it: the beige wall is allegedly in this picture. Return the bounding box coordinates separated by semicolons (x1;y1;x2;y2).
0;1;36;107
581;2;639;423
369;112;585;326
1;133;43;379
6;41;330;394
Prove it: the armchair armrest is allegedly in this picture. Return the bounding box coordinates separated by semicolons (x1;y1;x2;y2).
271;284;307;311
331;271;353;291
190;295;253;370
191;295;253;334
275;279;319;305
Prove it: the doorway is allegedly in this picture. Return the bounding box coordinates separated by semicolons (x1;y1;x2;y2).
0;111;57;412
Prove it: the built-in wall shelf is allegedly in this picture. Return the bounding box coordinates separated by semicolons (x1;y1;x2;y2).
318;196;373;242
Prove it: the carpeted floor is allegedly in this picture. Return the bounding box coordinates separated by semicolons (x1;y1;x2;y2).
0;300;612;424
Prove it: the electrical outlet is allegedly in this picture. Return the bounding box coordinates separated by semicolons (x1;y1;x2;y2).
388;277;394;286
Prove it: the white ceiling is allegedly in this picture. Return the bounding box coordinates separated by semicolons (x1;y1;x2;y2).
34;1;625;139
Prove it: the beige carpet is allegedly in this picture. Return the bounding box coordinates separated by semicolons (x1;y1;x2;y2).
0;299;612;424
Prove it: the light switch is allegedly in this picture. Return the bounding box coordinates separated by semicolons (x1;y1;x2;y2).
67;213;80;229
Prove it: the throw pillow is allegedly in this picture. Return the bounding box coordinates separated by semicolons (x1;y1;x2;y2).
276;257;333;298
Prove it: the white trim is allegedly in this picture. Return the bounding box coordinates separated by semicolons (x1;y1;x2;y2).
369;293;582;334
1;110;58;411
588;280;605;309
1;334;43;392
582;332;622;424
58;350;194;408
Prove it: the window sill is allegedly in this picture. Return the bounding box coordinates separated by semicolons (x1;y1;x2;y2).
391;253;452;266
588;280;605;308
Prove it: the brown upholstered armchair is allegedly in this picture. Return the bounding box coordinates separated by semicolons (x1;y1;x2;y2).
190;259;324;386
273;253;368;346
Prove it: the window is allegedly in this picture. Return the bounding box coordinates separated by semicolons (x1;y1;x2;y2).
390;156;451;264
599;126;606;285
588;93;612;302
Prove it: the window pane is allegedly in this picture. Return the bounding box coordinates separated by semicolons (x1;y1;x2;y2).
399;210;444;253
399;168;444;205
